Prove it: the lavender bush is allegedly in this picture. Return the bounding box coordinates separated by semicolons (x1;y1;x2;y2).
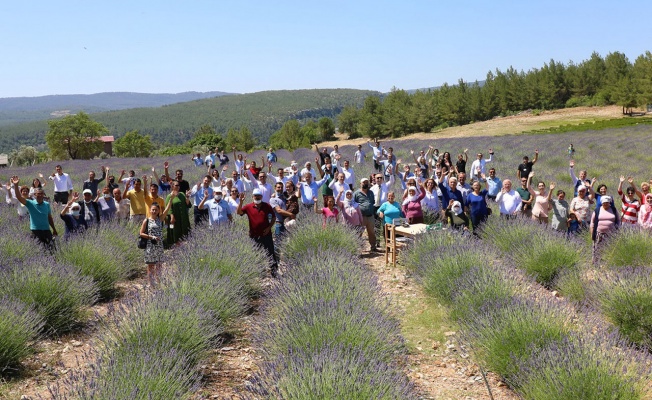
588;267;652;348
56;233;130;299
50;342;201;400
170;224;268;297
0;259;98;335
449;265;517;322
461;296;571;383
600;226;652;268
0;296;44;373
249;345;416;400
162;268;248;332
279;213;363;263
514;333;649;399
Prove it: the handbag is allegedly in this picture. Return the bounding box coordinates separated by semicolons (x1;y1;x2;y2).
137;236;148;249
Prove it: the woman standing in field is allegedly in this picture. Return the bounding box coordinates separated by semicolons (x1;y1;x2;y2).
314;196;339;226
549;186;570;233
617;176;640;225
140;200;173;287
337;190;363;227
465;175;490;231
402;185;426;224
165;181;191;246
569;185;593;230
638;193;652;229
377;191;404;225
590;195;619;264
527;172;552;224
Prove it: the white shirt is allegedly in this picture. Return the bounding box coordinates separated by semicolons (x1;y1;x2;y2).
370;175;395;206
340;167;355;187
354;150;366;164
369;143;385;160
226;196;240;214
234;159;245;174
330;150;340;161
245;170;273;203
495;190;522;215
204;198;231;226
116;198;131;220
328;180;348;201
49;173;73;193
421;190;441;212
469;154;493;180
300;167;318;180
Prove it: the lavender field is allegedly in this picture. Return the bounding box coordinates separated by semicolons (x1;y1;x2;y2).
1;125;652;398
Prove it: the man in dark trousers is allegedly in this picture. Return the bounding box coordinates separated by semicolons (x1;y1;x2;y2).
237;188;279;278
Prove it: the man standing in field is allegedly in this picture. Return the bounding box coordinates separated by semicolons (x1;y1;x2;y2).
82;166;106;197
49;164;73;205
11;176;58;249
516;150;539;180
237;188;278;278
354;177;377;252
354;144;366;165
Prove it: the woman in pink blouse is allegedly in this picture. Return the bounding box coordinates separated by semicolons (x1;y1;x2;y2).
337;190;363;227
313;196;339;226
638;193;652;229
402;183;426;224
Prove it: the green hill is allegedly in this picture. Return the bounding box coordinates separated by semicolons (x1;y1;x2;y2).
0;89;379;153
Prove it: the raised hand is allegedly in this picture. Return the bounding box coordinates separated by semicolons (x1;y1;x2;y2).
121;170;126;175
203;189;209;198
239;192;246;201
71;192;80;202
535;149;539;154
38;173;44;179
151;167;156;173
222;165;228;171
528;171;535;178
10;176;19;185
628;176;634;184
620;175;626;183
569;160;575;168
550;182;556;190
163;161;169;169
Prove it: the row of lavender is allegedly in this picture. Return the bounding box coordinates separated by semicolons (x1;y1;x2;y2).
482;216;652;350
404;223;652;399
247;213;416;399
0;205;142;374
48;223;268;398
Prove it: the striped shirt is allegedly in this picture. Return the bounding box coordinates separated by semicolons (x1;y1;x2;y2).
618;190;640;224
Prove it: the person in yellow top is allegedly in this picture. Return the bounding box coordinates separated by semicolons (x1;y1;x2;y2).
125;176;147;224
143;176;167;218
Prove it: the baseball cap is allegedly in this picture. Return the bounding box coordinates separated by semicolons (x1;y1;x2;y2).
360;178;370;184
82;189;93;195
252;188;262;196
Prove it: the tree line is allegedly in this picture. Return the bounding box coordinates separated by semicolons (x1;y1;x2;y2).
334;51;652;139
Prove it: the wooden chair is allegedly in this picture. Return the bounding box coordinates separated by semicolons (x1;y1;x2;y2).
384;218;408;267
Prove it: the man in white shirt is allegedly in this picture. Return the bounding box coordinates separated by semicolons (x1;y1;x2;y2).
300;161;318;182
246;169;273;203
340;160;356;190
368;140;386;173
495;179;522;217
455;172;472;203
370;168;395;208
112;188;131;221
189;176;214;226
469;149;494;181
329;144;340;162
49;164;73;204
204;151;215;168
354;144;366;164
232;147;245;174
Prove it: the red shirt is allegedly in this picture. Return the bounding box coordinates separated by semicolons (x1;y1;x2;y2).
241;202;274;237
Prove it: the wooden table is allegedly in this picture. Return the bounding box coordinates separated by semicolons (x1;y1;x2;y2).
394;223;429;242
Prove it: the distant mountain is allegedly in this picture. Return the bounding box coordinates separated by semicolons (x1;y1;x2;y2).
0;91;234;126
0;89;379;153
405;80;485;94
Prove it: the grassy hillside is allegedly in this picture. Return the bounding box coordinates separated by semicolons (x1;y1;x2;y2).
0;89;379;153
0;91;233;126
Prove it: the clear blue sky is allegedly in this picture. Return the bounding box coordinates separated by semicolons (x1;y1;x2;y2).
1;0;648;98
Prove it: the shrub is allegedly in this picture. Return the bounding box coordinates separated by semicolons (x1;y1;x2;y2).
513;236;582;288
589;267;652;348
56;234;129;299
0;297;44;373
104;290;220;368
162;268;248;332
413;246;489;304
401;230;458;272
280;213;362;263
96;222;142;277
251;346;415;400
555;267;586;303
514;334;648;400
600;227;652;268
0;260;98;335
480;217;540;253
52;343;201;400
462;297;570;383
170;225;267;297
449;265;516;322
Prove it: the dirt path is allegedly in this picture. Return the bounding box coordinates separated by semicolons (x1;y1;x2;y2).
363;251;518;399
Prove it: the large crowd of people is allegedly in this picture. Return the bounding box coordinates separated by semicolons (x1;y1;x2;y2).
3;141;651;280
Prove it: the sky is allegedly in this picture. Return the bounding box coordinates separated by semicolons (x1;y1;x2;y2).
1;0;649;98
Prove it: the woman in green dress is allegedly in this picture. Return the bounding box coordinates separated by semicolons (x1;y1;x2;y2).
166;180;192;246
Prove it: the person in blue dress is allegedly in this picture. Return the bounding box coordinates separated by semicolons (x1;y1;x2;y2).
465;174;490;231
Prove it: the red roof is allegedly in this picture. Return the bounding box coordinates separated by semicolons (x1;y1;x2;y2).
100;136;115;143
